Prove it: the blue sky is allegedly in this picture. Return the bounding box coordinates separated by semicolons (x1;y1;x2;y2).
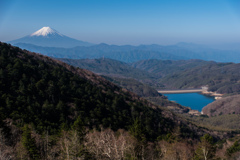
0;0;240;45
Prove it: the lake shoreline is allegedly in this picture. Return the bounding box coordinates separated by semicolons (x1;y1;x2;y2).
159;86;223;116
158;89;203;94
158;88;223;100
163;92;216;116
201;90;223;100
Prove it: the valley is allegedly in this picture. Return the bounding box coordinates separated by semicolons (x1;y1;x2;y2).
2;0;240;159
58;56;240;131
1;42;229;159
2;28;240;159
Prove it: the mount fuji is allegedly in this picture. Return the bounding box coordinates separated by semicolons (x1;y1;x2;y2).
8;27;93;48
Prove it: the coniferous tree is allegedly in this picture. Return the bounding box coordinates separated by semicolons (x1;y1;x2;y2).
22;125;40;160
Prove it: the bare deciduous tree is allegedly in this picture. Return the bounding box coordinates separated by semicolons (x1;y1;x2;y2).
85;128;136;159
157;140;194;160
58;130;85;160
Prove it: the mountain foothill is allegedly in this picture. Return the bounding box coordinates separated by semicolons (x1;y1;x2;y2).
1;27;240;159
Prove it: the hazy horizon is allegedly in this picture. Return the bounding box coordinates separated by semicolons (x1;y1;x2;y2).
1;0;240;46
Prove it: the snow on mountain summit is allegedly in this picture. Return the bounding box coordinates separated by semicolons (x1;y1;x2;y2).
31;27;62;37
8;26;93;47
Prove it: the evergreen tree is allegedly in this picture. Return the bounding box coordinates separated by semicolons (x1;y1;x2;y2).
22;125;40;160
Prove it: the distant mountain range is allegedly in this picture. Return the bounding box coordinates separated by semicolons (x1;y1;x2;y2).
8;27;93;48
12;42;240;63
6;27;240;63
13;42;188;62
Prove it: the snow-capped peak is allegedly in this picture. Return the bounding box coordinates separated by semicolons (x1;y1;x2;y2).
31;27;62;37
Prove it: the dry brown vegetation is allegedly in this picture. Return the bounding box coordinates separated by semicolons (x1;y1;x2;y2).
1;123;239;160
202;95;240;117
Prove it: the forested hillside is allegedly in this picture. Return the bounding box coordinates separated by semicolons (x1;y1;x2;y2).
1;42;184;137
59;58;156;81
102;76;160;97
60;58;240;95
1;42;228;159
58;58;164;96
131;59;214;78
159;62;240;94
131;59;240;94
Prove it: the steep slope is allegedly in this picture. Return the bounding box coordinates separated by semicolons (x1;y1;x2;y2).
58;58;166;97
0;42;209;141
102;76;160;97
202;95;240;117
8;27;92;48
58;58;192;113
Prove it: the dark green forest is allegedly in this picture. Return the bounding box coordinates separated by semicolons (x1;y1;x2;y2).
1;42;240;159
0;42;209;159
0;42;182;139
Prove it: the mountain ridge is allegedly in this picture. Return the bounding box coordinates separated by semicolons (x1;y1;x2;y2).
12;42;190;62
13;41;240;63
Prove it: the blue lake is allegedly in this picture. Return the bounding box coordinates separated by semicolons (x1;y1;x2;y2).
163;93;215;112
